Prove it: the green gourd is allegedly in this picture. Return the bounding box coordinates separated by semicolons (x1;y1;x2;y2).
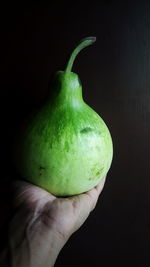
13;37;113;196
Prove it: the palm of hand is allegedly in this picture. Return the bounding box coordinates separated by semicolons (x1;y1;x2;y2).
12;178;105;242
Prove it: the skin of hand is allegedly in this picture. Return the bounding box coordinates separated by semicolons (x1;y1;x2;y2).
0;176;106;267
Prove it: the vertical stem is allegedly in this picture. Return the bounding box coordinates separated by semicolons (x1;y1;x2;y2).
65;37;96;73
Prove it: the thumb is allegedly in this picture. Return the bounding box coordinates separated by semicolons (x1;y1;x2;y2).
67;176;106;233
76;175;106;213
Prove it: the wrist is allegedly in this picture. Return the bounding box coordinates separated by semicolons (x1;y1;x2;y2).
7;211;67;267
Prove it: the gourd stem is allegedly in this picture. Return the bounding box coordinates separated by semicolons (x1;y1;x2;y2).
65;37;96;73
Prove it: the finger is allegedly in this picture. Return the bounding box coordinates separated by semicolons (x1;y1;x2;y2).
79;175;106;213
68;176;106;220
90;175;106;197
11;180;56;209
88;177;106;209
10;180;32;207
87;176;106;211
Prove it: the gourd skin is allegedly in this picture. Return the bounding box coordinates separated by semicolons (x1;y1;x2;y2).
14;71;113;196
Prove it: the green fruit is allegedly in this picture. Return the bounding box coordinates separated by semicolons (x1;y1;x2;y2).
13;37;113;196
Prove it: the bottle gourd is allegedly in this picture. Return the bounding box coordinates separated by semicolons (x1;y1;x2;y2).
13;37;113;196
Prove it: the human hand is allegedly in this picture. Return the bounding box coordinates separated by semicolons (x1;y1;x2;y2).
1;176;106;267
12;176;106;240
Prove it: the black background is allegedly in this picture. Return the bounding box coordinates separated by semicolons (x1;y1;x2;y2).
0;1;150;266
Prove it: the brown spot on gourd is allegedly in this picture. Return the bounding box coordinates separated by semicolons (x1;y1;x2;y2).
91;164;99;173
89;166;104;180
80;127;93;134
88;175;101;181
39;166;45;170
39;166;45;176
80;127;101;135
96;167;104;176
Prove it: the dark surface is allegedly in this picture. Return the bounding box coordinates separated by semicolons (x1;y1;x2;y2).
0;1;150;266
